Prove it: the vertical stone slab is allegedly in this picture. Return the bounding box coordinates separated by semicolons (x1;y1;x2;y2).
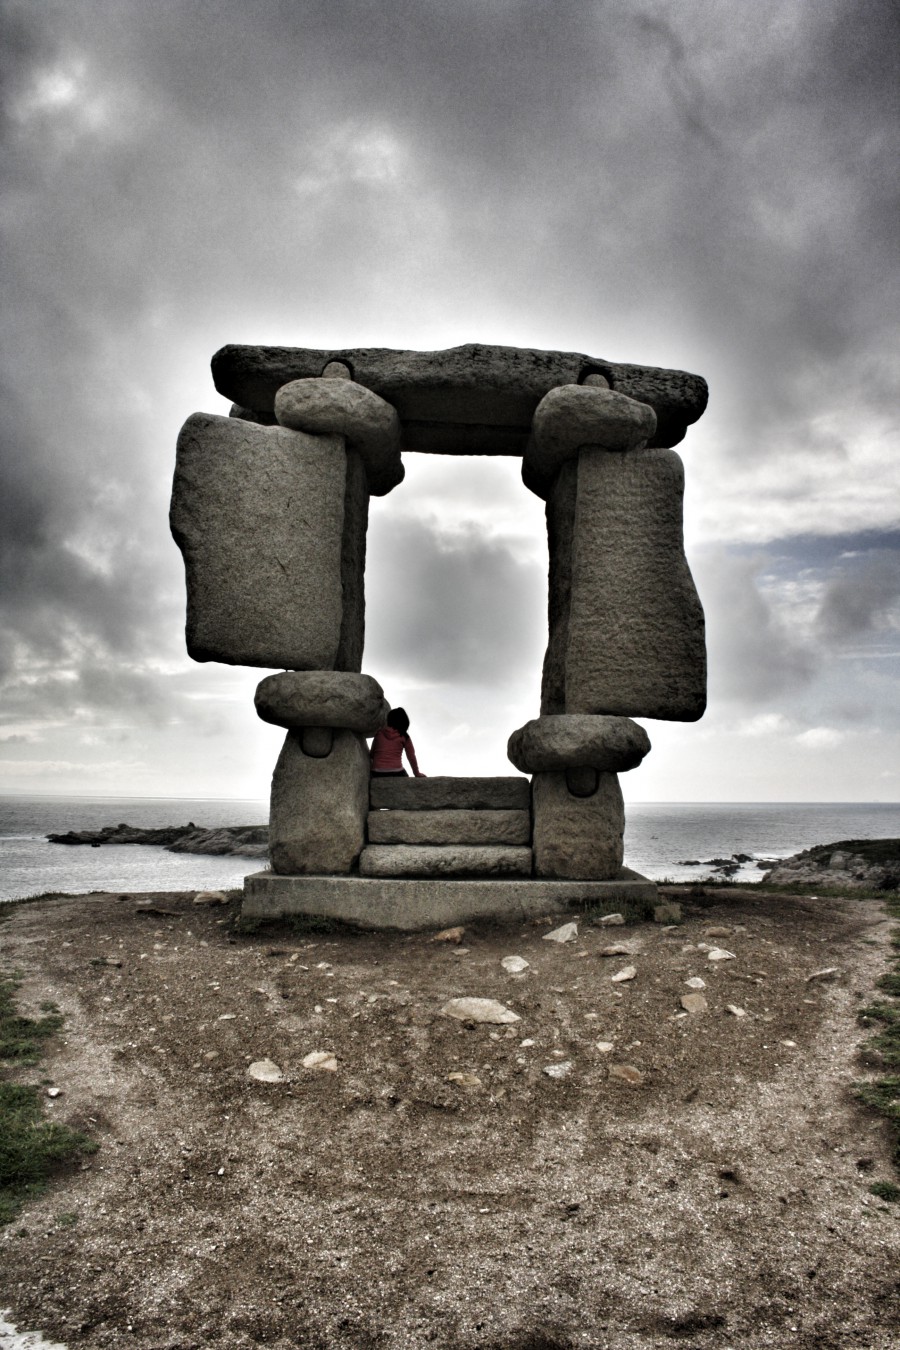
540;459;577;715
170;413;351;670
269;729;369;875
564;447;706;720
532;771;624;880
337;449;369;672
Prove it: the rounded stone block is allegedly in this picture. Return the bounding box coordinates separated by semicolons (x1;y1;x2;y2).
255;671;389;733
269;728;370;875
525;385;657;491
274;378;404;496
507;715;650;774
532;771;624;880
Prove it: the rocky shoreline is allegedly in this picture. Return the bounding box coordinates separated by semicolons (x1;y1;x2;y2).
760;838;900;890
46;822;269;860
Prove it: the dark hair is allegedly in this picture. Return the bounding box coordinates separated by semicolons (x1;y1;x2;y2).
386;706;410;735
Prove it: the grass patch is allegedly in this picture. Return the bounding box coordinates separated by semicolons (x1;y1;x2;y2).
855;885;900;1176
0;977;63;1065
0;976;97;1225
869;1180;900;1203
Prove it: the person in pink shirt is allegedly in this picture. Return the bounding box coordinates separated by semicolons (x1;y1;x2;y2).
369;707;426;777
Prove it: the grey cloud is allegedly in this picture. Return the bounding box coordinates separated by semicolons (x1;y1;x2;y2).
363;516;546;685
816;550;900;643
694;549;815;702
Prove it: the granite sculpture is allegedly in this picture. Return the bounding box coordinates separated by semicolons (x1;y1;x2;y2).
171;343;708;920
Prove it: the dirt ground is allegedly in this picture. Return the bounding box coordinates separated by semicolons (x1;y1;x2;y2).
1;885;898;1350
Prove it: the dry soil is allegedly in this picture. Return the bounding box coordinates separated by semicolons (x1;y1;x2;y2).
0;885;898;1349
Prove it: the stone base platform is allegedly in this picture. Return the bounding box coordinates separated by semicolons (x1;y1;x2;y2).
242;869;657;931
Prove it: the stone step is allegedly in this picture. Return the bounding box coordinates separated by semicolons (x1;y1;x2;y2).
243;870;658;931
359;845;533;879
369;775;530;812
367;809;531;847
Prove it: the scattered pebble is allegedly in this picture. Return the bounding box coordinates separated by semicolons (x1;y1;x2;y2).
685;976;707;989
609;1063;645;1085
611;965;637;983
599;944;633;957
806;967;840;983
193;890;227;906
217;1013;237;1021
597;913;625;926
726;1004;747;1018
447;1071;482;1089
705;926;732;937
303;1050;338;1071
653;902;682;923
595;1041;614;1053
780;1039;797;1048
543;1061;573;1079
501;956;530;974
440;997;521;1024
681;992;708;1014
543;922;578;944
520;1038;535;1048
432;926;466;943
46;1087;62;1098
247;1059;285;1084
707;948;736;962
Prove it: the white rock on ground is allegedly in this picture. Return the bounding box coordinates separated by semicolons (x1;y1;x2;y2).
247;1059;285;1083
543;922;579;943
611;965;637;983
501;956;530;973
440;998;521;1024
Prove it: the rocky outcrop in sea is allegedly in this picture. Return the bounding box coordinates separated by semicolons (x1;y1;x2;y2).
47;823;269;859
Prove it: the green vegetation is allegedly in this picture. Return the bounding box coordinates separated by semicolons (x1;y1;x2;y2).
869;1180;900;1203
855;891;900;1176
0;975;97;1225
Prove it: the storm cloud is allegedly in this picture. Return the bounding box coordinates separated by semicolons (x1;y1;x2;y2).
1;0;898;799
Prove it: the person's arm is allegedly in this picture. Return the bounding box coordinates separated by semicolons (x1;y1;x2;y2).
404;735;426;777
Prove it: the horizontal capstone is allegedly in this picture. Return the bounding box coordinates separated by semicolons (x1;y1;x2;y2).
507;715;651;774
255;671;389;733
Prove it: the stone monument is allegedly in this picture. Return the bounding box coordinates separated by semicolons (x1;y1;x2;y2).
170;343;707;928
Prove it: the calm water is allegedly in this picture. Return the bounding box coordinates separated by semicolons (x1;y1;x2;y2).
1;794;899;902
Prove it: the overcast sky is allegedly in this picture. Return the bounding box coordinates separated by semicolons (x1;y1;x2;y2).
1;0;898;805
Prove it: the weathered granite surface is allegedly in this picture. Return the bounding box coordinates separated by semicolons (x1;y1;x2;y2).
359;844;533;878
170;414;361;670
275;378;404;496
367;809;531;846
532;771;625;880
370;776;530;811
269;729;369;875
524;385;657;496
561;447;706;720
242;872;658;929
508;715;651;774
212;343;707;453
255;671;388;733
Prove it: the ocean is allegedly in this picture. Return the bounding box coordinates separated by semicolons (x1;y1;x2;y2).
1;794;899;903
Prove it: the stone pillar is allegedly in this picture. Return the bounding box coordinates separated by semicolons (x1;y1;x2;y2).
524;382;706;721
269;728;371;875
507;714;650;880
256;671;389;875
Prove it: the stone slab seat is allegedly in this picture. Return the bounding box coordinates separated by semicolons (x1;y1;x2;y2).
367;808;531;846
370;775;530;811
360;845;533;879
242;872;658;931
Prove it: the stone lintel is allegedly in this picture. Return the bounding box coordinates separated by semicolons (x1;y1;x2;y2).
241;871;658;931
367;809;531;846
212;343;707;454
